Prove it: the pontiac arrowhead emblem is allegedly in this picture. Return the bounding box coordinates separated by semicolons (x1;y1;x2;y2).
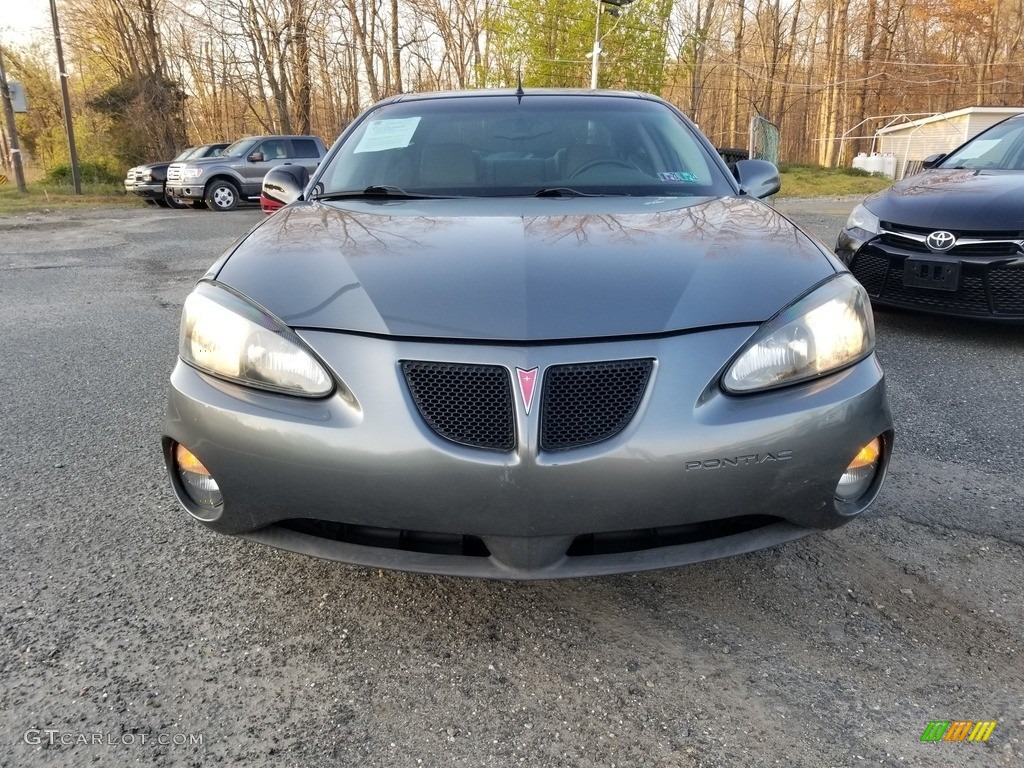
516;367;539;414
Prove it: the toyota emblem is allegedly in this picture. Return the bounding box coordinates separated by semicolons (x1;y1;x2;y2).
925;230;956;252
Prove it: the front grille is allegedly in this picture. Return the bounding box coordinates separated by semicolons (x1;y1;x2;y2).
950;242;1020;257
167;164;183;183
850;252;888;294
402;361;515;451
877;233;930;254
988;267;1024;313
541;359;653;451
881;222;1023;239
881;264;989;313
851;244;1024;317
879;229;1023;259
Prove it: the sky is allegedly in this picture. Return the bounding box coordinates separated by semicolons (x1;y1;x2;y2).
1;3;53;48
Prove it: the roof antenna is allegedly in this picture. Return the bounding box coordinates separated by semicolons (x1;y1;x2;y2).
515;68;525;102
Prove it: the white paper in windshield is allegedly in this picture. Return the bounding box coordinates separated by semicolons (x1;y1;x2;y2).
354;118;421;154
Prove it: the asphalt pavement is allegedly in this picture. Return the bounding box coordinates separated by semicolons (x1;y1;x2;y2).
1;201;1021;767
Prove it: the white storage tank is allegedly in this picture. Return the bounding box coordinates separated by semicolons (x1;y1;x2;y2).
851;152;896;179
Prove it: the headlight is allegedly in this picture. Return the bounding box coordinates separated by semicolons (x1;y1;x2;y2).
844;203;880;236
179;282;333;397
723;274;874;393
138;170;152;181
183;167;205;179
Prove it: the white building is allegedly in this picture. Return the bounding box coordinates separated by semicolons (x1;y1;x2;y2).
873;106;1024;179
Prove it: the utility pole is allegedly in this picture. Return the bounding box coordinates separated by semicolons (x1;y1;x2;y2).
589;0;602;90
588;0;634;90
0;42;28;193
49;0;82;194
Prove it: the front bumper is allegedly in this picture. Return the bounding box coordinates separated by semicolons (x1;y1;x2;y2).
165;184;203;201
133;182;166;201
838;229;1024;321
163;327;893;578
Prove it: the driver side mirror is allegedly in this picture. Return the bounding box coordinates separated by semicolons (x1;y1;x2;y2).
921;153;945;169
734;159;781;199
248;151;265;163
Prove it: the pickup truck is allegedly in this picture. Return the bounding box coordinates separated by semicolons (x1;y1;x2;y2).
165;135;326;211
127;143;229;208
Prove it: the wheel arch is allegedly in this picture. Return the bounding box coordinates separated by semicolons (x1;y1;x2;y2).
203;173;242;195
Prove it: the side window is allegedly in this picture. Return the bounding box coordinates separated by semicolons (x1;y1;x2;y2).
292;139;320;158
258;140;289;161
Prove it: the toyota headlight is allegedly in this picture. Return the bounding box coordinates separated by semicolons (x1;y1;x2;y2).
179;282;333;397
844;203;880;238
723;274;874;393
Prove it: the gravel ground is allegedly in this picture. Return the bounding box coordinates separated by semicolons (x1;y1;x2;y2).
0;201;1021;767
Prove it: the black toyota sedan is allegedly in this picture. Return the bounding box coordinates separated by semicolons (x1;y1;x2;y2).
837;113;1024;321
163;89;892;579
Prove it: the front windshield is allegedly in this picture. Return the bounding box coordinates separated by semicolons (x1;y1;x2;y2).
940;117;1024;170
172;147;195;161
221;138;258;158
317;94;733;198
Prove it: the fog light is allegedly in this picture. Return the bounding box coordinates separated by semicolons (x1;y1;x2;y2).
835;437;881;502
174;443;223;508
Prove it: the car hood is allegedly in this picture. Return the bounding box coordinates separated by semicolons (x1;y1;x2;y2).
865;169;1024;230
213;196;836;341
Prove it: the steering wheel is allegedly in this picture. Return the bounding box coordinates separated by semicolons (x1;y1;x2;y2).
568;159;640;178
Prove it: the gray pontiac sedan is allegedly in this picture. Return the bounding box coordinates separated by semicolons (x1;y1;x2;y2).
163;89;893;579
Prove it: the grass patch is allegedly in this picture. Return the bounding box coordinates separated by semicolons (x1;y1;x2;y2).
0;183;144;214
777;163;893;198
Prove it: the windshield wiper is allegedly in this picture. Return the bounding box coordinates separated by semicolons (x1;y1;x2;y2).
313;185;457;201
534;187;608;197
